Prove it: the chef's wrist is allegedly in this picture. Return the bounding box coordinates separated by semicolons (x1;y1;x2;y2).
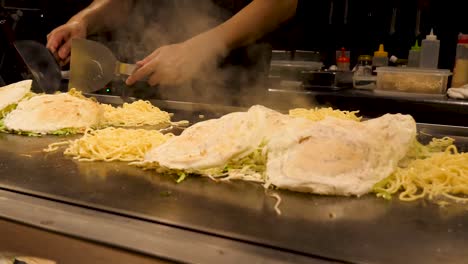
66;18;86;32
68;12;94;35
188;31;229;60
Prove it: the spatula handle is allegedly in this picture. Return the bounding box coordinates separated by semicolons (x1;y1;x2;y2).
117;62;149;82
118;63;137;76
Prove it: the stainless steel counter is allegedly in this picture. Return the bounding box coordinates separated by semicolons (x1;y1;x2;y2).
1;96;468;263
0;215;170;264
266;88;468;127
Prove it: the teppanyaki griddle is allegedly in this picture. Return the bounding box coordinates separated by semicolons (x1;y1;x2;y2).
1;95;468;264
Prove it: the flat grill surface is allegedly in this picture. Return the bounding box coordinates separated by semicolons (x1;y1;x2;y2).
1;95;468;264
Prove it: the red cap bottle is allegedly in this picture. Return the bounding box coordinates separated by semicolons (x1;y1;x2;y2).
337;47;350;71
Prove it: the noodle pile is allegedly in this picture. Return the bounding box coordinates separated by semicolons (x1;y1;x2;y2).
41;100;468;207
67;88;95;101
45;127;172;162
374;137;468;203
67;89;174;128
403;137;455;161
100;100;171;128
289;107;361;122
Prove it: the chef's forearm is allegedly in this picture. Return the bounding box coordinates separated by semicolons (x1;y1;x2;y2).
209;0;297;52
68;0;133;35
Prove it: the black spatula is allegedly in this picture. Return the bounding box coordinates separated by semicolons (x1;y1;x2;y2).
13;40;62;94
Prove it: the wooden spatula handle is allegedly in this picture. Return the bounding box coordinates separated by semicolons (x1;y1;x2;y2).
118;63;137;76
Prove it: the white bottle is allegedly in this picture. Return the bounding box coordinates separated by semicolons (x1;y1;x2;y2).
419;29;440;69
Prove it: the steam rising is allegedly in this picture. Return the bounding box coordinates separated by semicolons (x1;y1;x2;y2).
98;0;271;106
93;0;252;104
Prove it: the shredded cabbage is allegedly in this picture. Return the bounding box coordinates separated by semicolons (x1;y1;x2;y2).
404;137;454;161
50;128;81;136
214;144;267;182
0;103;17;119
0;119;6;132
0;92;34;119
15;130;41;137
176;172;187;183
134;143;268;184
0;122;81;136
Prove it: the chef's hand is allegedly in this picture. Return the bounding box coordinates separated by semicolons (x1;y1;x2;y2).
126;35;224;86
46;21;87;67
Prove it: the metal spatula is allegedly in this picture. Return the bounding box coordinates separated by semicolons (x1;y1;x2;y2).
69;39;137;93
13;40;62;94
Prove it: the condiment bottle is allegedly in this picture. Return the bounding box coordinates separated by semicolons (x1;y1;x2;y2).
408;40;421;67
420;29;440;69
336;47;350;71
355;55;372;76
372;44;388;70
452;34;468;87
353;55;376;89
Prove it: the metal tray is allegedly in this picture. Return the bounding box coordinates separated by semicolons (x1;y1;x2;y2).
1;95;468;264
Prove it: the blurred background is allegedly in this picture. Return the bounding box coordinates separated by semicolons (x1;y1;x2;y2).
1;0;467;87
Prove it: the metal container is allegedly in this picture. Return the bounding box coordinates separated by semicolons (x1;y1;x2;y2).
301;70;353;90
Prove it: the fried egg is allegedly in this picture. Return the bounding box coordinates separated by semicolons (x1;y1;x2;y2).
144;105;291;171
248;105;293;141
0;79;32;111
266;114;416;196
4;93;102;134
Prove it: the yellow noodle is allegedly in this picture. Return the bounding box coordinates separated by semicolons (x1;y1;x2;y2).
67;89;174;128
267;191;282;215
289;107;361;122
67;88;96;101
375;143;468;203
45;127;172;162
100;100;171;128
44;141;70;152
